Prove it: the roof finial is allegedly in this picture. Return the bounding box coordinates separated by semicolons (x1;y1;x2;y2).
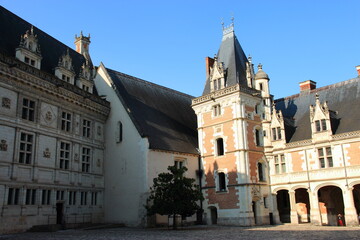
258;63;263;70
30;25;34;34
221;18;224;29
231;14;234;26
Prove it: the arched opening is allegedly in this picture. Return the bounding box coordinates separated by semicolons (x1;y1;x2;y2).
295;188;311;223
276;190;290;223
318;186;344;226
353;184;360;224
209;206;217;225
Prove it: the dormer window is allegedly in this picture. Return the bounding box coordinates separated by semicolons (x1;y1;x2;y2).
16;26;42;69
55;49;75;85
209;57;225;92
315;119;327;132
272;127;282;141
76;62;94;93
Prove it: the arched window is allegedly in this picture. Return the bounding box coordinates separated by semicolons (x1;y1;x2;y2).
116;121;123;143
216;138;224;156
218;172;226;191
258;162;264;182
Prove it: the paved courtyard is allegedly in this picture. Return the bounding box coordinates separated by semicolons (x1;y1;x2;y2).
0;224;360;240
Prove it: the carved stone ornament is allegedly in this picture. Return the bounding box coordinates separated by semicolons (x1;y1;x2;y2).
74;153;79;162
43;148;51;158
97;126;102;136
45;111;52;121
0;140;8;151
1;97;11;109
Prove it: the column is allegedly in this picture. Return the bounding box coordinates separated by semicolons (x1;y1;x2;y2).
271;193;280;224
289;190;299;224
343;187;358;226
308;189;321;225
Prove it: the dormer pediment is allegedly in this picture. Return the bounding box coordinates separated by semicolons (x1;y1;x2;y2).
76;62;94;93
15;26;42;69
310;94;335;138
55;49;76;84
209;57;226;92
270;104;283;128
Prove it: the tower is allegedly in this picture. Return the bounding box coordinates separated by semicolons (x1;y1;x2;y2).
74;31;92;65
192;22;275;225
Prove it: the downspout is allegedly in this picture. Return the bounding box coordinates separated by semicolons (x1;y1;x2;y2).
196;150;203;224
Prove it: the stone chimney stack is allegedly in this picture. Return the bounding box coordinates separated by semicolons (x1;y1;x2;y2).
205;57;214;80
299;80;316;92
356;65;360;76
74;31;92;64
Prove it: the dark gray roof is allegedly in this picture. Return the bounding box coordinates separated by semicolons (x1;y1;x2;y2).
202;30;249;95
0;6;92;82
275;77;360;142
107;68;198;155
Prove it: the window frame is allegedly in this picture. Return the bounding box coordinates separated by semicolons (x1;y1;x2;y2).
59;141;71;170
318;146;333;168
272;127;282;141
61;111;72;132
21;97;36;122
274;154;286;174
7;187;20;205
82;119;91;138
216;138;224;156
213;104;221;117
19;132;34;164
81;147;91;173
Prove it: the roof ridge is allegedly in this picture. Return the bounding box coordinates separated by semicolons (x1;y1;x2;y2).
106;67;195;99
275;77;360;102
0;6;84;60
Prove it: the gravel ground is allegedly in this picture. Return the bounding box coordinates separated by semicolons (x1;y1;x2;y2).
0;224;360;240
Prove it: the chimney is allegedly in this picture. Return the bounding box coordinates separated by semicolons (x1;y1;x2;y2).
205;57;214;80
299;80;316;92
74;31;92;64
356;65;360;76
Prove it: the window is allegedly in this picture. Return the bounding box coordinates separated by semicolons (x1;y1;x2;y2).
19;132;34;164
62;74;70;83
59;142;70;169
61;112;72;132
174;160;184;169
259;83;263;91
216;138;224;156
56;190;65;201
91;192;98;206
258;162;265;181
82;85;90;92
24;56;30;64
116;121;123;143
82;119;91;138
274;154;286;174
318;147;333;168
263;197;268;208
315;119;327;132
68;191;76;205
255;129;262;146
213;79;221;91
7;188;20;205
272;127;282;141
218;172;226;192
22;98;35;121
25;189;37;205
213;104;221;117
80;192;87;205
82;147;91;173
42;190;51;205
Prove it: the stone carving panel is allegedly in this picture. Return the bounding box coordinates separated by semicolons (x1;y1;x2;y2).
40;102;58;128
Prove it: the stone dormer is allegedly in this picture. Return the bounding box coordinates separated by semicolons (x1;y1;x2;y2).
310;94;338;141
209;56;226;92
246;56;255;88
74;31;92;65
76;61;94;93
15;26;42;69
269;104;286;146
55;49;76;84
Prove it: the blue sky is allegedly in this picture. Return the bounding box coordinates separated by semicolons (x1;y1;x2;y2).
1;0;359;99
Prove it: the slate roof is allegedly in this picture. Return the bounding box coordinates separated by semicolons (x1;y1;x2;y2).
0;6;91;82
202;28;249;95
106;68;199;155
275;77;360;142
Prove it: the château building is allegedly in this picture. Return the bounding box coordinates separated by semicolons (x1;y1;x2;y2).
0;6;110;233
0;5;360;233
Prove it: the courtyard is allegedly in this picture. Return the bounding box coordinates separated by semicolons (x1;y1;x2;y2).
0;224;359;240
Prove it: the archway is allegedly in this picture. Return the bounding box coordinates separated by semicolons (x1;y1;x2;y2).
318;186;344;226
295;188;311;223
276;190;290;223
353;184;360;224
209;206;217;224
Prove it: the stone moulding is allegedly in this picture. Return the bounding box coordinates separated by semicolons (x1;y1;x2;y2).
192;84;260;106
0;52;110;116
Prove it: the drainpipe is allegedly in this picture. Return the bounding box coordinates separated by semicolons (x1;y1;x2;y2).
196;148;203;224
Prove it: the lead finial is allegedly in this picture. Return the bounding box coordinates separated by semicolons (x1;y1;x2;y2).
221;18;224;29
258;63;263;70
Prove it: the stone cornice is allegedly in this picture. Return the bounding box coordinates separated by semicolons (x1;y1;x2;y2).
192;84;260;106
0;52;110;117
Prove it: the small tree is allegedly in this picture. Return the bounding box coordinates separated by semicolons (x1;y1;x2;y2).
146;165;203;229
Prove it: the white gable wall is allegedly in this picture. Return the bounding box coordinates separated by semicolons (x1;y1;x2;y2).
94;65;150;226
